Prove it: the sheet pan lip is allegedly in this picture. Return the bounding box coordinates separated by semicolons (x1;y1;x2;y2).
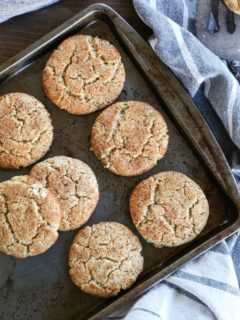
0;3;239;320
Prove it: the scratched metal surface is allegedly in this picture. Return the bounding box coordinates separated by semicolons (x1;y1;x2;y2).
0;5;239;320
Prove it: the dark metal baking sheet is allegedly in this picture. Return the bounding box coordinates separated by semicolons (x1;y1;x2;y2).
0;4;239;320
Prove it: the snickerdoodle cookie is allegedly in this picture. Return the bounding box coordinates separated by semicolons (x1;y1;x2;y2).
69;222;143;297
130;171;209;247
30;156;99;231
43;35;125;115
223;0;240;14
0;175;61;259
0;93;53;169
91;101;169;176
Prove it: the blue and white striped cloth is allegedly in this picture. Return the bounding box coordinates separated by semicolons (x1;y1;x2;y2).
0;0;59;23
109;1;240;319
135;0;240;149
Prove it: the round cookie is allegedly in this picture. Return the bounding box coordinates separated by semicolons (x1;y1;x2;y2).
0;93;53;170
43;35;125;115
0;175;61;259
69;222;143;297
130;171;209;247
223;0;240;14
30;156;99;231
91;101;169;176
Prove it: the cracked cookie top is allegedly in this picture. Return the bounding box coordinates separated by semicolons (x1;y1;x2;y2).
0;175;61;259
43;35;125;115
30;156;99;231
130;171;209;247
69;222;143;297
91;101;169;176
0;93;53;169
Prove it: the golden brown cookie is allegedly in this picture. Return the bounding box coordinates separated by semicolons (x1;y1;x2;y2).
69;222;143;297
0;93;53;170
223;0;240;14
43;35;125;115
130;171;209;247
30;156;99;231
91;101;169;176
0;175;61;259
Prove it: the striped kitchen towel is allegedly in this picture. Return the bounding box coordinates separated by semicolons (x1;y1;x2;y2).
108;1;240;319
0;0;59;23
134;0;240;150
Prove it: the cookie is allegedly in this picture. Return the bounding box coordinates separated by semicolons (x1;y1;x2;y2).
43;35;125;115
69;222;143;297
223;0;240;14
0;175;61;258
0;93;53;170
91;101;169;176
30;156;99;231
130;171;209;247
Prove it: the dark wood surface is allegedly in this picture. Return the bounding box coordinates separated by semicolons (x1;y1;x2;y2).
0;0;151;64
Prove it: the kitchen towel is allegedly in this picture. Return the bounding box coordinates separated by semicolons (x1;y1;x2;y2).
134;0;240;150
110;1;240;320
0;0;59;23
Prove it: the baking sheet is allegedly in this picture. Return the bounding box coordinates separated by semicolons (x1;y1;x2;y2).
0;5;239;320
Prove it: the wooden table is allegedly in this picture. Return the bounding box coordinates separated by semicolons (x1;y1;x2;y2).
0;0;151;64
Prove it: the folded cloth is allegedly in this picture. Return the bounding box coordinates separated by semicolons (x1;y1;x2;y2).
134;0;240;150
0;0;59;23
109;1;240;319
